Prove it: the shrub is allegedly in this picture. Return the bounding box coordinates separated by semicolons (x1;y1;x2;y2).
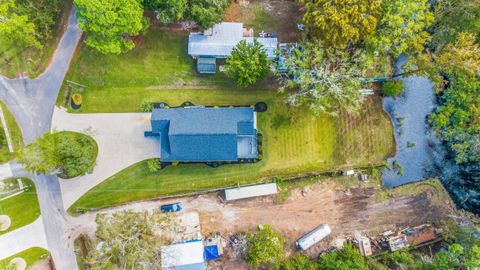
71;93;82;106
140;101;153;112
245;225;286;269
147;159;160;172
382;81;404;97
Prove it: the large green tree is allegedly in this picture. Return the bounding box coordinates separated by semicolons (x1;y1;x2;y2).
74;0;148;54
86;210;171;269
18;131;98;178
0;0;41;48
370;0;434;58
278;43;365;115
317;243;368;270
245;225;286;270
431;0;480;50
301;0;381;49
145;0;187;24
225;40;269;87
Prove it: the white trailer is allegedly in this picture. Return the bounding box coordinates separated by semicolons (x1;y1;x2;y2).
222;183;278;201
296;224;331;250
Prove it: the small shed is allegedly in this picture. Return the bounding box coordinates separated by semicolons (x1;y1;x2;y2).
222;183;278;201
357;236;373;257
196;58;216;74
161;240;206;270
296;224;332;250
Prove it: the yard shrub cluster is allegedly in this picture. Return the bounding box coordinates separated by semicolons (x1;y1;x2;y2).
225;40;270;87
18;131;98;178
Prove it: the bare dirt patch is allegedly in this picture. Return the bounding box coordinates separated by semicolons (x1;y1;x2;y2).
224;0;302;42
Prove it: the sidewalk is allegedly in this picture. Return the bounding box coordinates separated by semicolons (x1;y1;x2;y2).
0;217;49;260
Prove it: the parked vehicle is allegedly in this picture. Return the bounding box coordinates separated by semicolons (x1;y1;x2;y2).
160;202;182;213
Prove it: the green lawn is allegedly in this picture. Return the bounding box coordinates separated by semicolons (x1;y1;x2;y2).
0;101;23;163
0;178;40;235
0;247;50;269
62;27;394;214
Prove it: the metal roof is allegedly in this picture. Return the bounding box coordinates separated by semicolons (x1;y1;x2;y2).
223;183;278;201
188;22;278;59
197;57;216;74
148;107;258;162
296;224;331;250
161;240;206;270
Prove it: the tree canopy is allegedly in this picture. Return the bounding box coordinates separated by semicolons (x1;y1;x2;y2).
0;0;41;49
317;243;369;270
278;43;365;115
75;0;148;54
18;131;98;178
85;210;172;269
245;225;286;270
301;0;381;49
370;0;434;58
225;40;270;87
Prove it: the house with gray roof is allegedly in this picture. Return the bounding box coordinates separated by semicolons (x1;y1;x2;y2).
188;22;278;74
145;107;258;162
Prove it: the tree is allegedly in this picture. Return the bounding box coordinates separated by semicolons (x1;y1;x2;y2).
245;225;286;270
283;253;318;270
74;0;148;54
86;210;172;269
431;0;480;50
317;243;368;270
278;43;365;115
16;0;64;42
18;131;98;178
370;0;434;58
0;0;41;49
225;40;269;87
301;0;381;49
145;0;187;24
382;81;404;97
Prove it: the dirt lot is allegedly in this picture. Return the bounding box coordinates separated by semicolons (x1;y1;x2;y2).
224;0;302;41
68;179;454;269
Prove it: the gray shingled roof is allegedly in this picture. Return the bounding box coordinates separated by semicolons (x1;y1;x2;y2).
149;107;258;162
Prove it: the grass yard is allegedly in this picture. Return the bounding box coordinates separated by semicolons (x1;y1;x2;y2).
0;178;40;235
0;101;23;163
62;27;394;213
0;247;50;269
0;1;71;78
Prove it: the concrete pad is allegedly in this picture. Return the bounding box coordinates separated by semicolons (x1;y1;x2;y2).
0;217;49;260
9;257;27;270
51;108;160;209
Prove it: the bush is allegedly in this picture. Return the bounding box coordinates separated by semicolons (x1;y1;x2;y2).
382;81;404;97
147;159;160;172
225;40;270;87
245;225;286;269
140;101;153;112
71;93;82;106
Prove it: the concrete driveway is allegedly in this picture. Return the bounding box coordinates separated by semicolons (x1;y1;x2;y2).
51;108;160;209
0;217;48;260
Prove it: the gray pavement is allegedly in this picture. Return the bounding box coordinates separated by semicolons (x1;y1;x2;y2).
0;6;82;270
0;217;49;260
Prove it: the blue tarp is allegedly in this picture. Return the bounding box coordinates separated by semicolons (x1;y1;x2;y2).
204;245;220;261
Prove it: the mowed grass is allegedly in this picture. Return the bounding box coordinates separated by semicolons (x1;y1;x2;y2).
63;28;394;213
0;101;23;163
0;247;50;269
0;178;41;235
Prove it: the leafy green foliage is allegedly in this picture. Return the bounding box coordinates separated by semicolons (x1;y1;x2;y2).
382;81;404;97
245;225;286;270
431;0;480;50
85;210;171;269
145;0;187;24
0;0;41;49
16;0;64;43
75;0;148;54
370;0;434;58
301;0;381;49
317;243;368;270
144;0;229;29
278;43;365;115
147;159;160;172
18;131;98;178
225;40;269;87
282;253;318;270
140;101;153;112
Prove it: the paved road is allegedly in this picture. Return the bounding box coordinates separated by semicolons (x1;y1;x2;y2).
51;108;159;208
0;7;82;270
0;217;49;260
